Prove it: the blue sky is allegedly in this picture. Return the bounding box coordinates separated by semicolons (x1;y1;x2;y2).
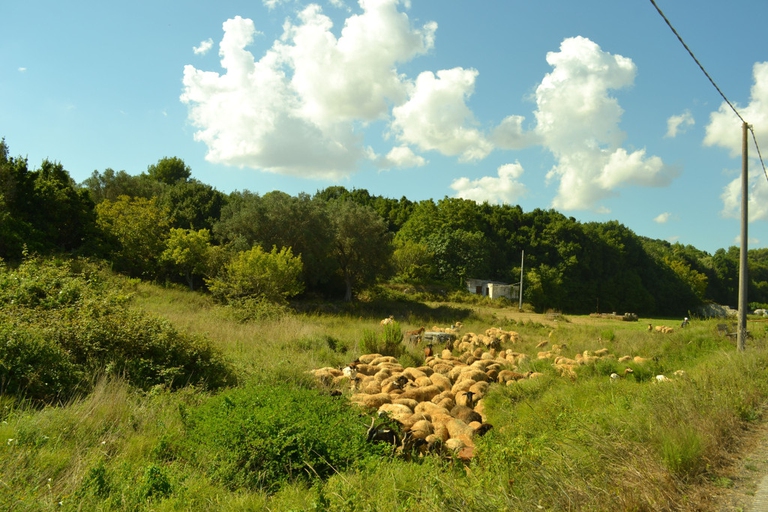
2;0;767;255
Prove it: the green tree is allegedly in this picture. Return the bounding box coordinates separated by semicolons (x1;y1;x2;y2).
206;245;304;304
95;196;168;278
326;200;392;301
79;168;163;204
146;157;191;185
392;239;434;283
161;228;212;290
158;179;226;231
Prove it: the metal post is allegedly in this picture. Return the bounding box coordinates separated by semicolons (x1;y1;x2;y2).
519;250;524;312
737;121;749;351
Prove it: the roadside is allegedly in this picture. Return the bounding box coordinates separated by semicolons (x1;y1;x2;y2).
705;416;768;511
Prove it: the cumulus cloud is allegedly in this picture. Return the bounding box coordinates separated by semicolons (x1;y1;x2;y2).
450;162;528;204
390;67;492;161
705;62;768;220
375;145;426;169
665;110;694;138
705;62;767;157
527;37;679;211
18;67;26;72
654;212;671;224
181;2;437;179
193;38;214;55
492;115;540;149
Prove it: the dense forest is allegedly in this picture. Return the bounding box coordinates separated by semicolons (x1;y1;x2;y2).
2;138;767;316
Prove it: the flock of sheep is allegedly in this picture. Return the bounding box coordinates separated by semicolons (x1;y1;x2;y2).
309;320;678;462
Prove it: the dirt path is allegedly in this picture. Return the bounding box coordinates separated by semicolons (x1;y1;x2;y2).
705;419;768;511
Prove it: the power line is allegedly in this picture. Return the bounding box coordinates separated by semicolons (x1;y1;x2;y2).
648;0;767;180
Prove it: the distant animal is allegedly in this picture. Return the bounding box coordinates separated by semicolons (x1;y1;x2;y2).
380;316;395;326
610;367;634;381
424;343;433;358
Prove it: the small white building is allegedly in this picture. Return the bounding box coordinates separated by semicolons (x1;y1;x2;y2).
466;278;519;300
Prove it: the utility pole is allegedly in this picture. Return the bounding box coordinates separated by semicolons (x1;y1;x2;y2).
737;121;749;351
518;250;524;312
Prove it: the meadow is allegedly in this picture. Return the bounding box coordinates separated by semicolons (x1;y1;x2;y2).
3;265;768;511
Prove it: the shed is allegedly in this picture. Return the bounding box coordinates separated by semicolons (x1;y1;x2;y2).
466;278;519;300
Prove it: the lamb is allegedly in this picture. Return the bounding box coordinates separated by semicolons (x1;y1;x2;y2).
655;374;671;383
380;315;395;326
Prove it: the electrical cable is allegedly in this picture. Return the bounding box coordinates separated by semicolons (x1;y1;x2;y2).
649;0;767;181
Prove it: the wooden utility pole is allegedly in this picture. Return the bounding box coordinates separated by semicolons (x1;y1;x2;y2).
737;121;749;351
518;250;524;312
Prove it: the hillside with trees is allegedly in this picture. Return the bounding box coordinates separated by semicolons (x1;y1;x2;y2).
2;138;766;316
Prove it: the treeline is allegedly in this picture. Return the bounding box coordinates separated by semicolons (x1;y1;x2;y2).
2;138;766;316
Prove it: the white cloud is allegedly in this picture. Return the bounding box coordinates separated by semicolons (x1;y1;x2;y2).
450;162;528;204
532;37;678;211
705;62;768;221
390;67;492;161
181;2;437;179
193;38;215;55
720;170;768;222
704;62;767;158
18;67;26;72
263;0;288;8
492;115;540;149
654;212;671;224
375;145;426;169
665;110;694;138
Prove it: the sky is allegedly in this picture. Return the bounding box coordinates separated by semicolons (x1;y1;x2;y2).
1;0;767;256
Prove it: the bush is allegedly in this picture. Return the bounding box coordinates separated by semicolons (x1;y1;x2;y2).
359;322;403;357
185;383;386;493
0;256;236;402
206;246;304;305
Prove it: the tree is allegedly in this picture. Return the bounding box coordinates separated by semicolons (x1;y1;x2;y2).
95;196;168;278
206;246;304;304
161;228;212;290
146;157;191;185
326;200;392;301
79;168;165;204
158;179;226;231
392;239;434;283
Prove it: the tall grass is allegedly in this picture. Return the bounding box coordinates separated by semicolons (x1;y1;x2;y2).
3;276;768;510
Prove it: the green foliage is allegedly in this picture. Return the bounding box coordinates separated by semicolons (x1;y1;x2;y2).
185;383;385;493
0;141;98;260
206;245;304;305
146;156;191;185
359;322;404;357
161;227;212;290
0;256;235;402
325;198;393;301
96;195;169;278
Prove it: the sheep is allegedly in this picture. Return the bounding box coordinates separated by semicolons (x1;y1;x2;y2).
381;315;395;326
366;416;401;448
655;374;671;383
610;368;633;381
497;370;531;384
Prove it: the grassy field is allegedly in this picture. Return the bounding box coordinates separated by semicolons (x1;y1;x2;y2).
3;279;768;511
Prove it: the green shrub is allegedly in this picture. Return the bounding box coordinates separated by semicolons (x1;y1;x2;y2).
0;255;236;402
359;322;404;357
185;383;386;493
206;246;304;305
0;323;83;401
